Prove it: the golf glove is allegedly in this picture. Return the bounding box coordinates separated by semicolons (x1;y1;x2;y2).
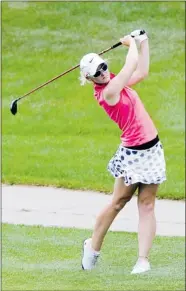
130;29;148;43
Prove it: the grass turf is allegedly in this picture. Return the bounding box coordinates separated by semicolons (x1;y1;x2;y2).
2;2;185;199
2;223;185;291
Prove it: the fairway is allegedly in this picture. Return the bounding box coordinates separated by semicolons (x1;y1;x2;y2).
2;1;185;199
2;2;185;291
2;224;185;291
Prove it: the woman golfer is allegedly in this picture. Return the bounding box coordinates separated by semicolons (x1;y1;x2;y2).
79;30;166;274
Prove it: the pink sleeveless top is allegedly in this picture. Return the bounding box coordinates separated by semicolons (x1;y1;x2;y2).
94;73;157;147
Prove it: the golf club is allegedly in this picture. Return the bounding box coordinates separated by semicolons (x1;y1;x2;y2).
10;41;122;115
10;29;146;115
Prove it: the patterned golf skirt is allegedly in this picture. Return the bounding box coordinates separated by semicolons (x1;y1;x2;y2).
107;141;166;186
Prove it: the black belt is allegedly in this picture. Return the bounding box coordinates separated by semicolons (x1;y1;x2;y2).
125;135;159;150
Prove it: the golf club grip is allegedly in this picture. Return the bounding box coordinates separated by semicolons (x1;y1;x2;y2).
111;42;122;49
99;41;122;55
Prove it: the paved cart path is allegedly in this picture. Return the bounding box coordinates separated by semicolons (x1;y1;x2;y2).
2;184;185;236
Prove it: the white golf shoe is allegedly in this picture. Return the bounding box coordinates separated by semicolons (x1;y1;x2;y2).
81;238;100;270
131;258;151;274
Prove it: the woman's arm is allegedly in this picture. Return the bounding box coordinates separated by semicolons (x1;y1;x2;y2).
102;36;138;105
127;38;149;87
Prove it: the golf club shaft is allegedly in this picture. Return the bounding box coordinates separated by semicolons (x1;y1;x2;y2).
16;41;122;102
99;41;122;55
16;64;80;101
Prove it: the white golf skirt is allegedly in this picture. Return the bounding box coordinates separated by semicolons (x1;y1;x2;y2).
107;141;166;186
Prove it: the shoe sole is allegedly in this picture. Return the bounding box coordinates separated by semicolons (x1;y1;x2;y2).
81;239;86;270
131;268;151;275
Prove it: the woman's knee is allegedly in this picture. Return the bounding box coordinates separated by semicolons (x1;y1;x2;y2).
112;196;132;211
138;197;155;214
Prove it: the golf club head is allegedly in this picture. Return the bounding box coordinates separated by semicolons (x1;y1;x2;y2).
10;99;18;115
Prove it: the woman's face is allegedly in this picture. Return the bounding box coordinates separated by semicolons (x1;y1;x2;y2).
91;63;110;84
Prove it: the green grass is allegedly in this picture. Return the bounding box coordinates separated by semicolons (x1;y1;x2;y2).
2;223;185;291
2;2;185;199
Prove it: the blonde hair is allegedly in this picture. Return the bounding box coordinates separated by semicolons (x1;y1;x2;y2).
79;71;91;86
79;58;110;86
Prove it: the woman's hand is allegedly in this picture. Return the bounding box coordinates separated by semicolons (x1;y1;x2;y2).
130;29;148;44
120;35;133;47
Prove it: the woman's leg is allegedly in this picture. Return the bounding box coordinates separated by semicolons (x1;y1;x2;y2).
91;178;139;251
131;183;158;274
137;183;158;259
82;178;139;270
